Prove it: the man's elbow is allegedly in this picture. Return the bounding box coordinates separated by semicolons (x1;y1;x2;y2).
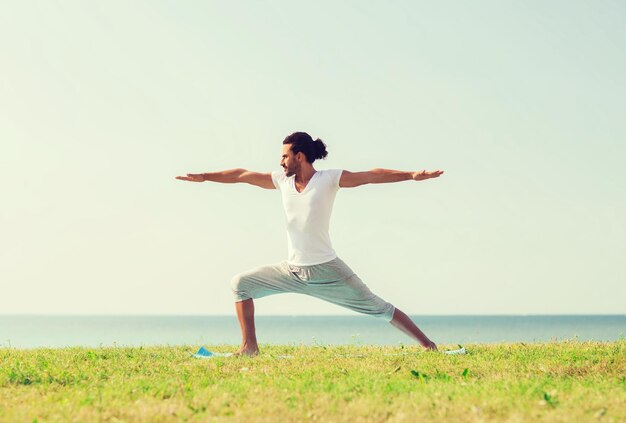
234;169;251;182
351;170;380;186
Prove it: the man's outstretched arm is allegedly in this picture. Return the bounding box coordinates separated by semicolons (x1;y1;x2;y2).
339;169;443;188
176;169;275;189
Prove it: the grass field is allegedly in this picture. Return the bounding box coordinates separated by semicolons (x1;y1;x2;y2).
1;341;624;422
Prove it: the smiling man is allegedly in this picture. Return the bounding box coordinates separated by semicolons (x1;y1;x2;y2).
176;132;443;355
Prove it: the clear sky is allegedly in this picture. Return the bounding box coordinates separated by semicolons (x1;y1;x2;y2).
1;1;625;315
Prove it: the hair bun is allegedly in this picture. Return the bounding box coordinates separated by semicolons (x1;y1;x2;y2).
313;138;328;160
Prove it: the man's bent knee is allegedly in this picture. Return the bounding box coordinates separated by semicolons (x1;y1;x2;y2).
230;274;252;302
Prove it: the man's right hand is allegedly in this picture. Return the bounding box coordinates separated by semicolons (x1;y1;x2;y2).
176;174;205;182
411;170;444;181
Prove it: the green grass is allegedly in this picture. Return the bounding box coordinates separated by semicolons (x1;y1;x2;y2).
1;341;624;422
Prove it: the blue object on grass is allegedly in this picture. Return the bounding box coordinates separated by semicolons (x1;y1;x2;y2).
192;346;233;359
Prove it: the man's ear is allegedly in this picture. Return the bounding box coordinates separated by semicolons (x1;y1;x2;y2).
295;151;305;162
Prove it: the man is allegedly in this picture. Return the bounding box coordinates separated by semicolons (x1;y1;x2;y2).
176;132;443;355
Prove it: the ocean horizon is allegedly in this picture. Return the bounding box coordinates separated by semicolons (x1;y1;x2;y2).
1;314;624;349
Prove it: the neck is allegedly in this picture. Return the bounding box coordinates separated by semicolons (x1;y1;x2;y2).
295;165;316;183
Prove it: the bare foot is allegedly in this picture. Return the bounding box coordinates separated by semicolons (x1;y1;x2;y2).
423;340;438;351
234;346;259;357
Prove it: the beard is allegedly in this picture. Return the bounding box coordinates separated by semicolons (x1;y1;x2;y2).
283;163;298;177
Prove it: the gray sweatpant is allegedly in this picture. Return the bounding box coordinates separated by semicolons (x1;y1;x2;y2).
230;257;395;322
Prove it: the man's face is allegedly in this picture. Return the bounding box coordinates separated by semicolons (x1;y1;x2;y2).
280;144;300;177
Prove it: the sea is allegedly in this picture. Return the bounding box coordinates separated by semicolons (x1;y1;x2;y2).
0;315;624;349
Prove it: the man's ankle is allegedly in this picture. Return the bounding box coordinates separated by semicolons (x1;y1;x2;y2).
241;341;258;349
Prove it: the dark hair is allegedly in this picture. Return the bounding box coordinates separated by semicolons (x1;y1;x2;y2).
282;132;328;163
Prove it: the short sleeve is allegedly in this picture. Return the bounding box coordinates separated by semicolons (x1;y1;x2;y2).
271;170;284;191
327;169;343;189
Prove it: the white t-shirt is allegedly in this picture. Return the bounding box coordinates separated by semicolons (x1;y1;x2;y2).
271;169;343;266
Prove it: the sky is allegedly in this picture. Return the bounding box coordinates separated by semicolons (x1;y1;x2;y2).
1;1;625;316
